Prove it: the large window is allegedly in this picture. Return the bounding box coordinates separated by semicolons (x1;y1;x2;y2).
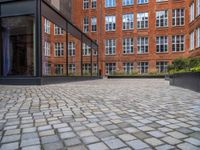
83;64;91;75
44;18;50;34
44;41;51;56
68;64;76;74
123;62;134;74
105;0;116;7
105;15;116;31
137;37;148;54
197;27;200;48
137;12;148;29
83;0;89;9
156;36;168;53
190;2;194;22
44;63;51;76
172;9;184;26
190;31;194;50
83;17;89;33
138;62;148;74
138;0;148;4
1;16;35;76
54;25;64;35
106;63;116;75
105;39;116;55
68;42;75;56
123;38;134;54
55;42;64;56
172;35;184;52
91;17;97;32
55;64;64;75
83;43;91;56
92;0;97;8
197;0;200;17
156;61;168;73
123;13;134;30
156;10;168;27
122;0;134;6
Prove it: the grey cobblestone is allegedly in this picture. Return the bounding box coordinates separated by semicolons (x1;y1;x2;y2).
0;79;200;149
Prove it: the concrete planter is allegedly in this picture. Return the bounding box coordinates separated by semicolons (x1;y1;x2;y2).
170;72;200;92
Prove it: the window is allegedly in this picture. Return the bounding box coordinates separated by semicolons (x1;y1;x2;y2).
123;13;134;30
105;39;116;55
172;35;184;52
91;17;97;32
123;62;134;74
44;41;50;56
44;63;51;76
197;0;200;16
44;18;50;34
105;0;116;7
68;64;76;74
123;38;134;54
190;31;194;50
156;36;168;52
190;2;194;22
105;15;116;31
92;0;97;8
106;63;116;75
54;25;64;35
137;12;148;29
55;64;64;75
83;43;91;56
197;27;200;48
156;0;168;2
138;0;148;4
122;0;133;6
93;40;98;55
138;62;148;74
55;42;64;56
83;17;89;33
137;37;148;54
93;64;98;74
83;0;89;9
68;42;75;56
156;10;168;27
172;9;184;26
156;61;168;73
83;64;91;75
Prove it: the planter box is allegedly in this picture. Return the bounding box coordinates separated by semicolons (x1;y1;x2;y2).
170;72;200;92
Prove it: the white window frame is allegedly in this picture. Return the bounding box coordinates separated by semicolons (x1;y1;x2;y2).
92;0;97;8
105;39;116;55
137;37;148;54
55;64;64;75
83;43;91;56
55;42;64;56
138;62;148;74
123;13;134;30
44;18;50;34
83;0;89;9
91;17;97;32
190;2;194;22
190;31;194;50
83;16;89;33
156;61;168;73
172;35;185;52
122;0;134;6
44;63;51;76
137;12;148;29
172;8;185;26
156;36;168;53
138;0;148;4
105;0;116;8
123;62;134;74
44;41;50;56
156;10;168;27
106;63;116;75
68;64;76;74
68;42;75;56
197;0;200;17
123;38;134;54
197;27;200;48
105;15;116;31
54;25;64;35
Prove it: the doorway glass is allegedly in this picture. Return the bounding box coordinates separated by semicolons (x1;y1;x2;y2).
1;16;35;76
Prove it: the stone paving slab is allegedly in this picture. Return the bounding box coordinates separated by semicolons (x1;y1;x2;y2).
0;79;200;150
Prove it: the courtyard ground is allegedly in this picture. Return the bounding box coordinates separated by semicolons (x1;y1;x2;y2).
0;79;200;150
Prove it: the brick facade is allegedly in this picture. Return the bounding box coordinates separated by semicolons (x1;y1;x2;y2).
72;0;200;75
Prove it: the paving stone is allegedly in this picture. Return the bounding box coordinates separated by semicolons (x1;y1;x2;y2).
20;138;40;147
41;135;59;144
155;144;175;150
104;138;126;149
88;142;108;150
127;140;149;149
77;130;93;137
118;134;136;141
22;145;41;150
147;130;166;138
184;137;200;146
68;145;88;150
177;143;200;150
60;132;76;139
0;142;19;150
167;131;188;139
43;142;64;150
1;135;20;143
162;136;182;145
82;136;100;144
64;138;81;146
144;138;163;146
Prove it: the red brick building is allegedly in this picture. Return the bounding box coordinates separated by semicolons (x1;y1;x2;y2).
72;0;200;75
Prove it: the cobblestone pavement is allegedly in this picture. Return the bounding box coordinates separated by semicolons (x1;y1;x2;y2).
0;79;200;150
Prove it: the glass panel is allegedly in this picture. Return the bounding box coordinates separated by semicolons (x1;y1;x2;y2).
1;16;35;76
